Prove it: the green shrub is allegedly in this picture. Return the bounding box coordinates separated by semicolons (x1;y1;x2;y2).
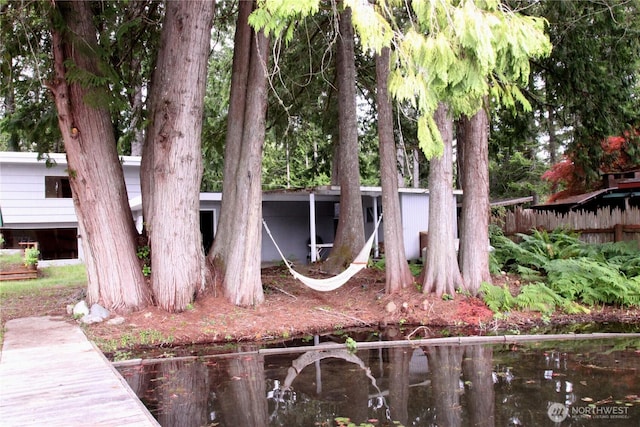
480;282;516;313
514;282;563;315
483;228;640;313
546;258;640;307
23;247;40;267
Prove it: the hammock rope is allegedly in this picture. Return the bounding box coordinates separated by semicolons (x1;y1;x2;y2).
262;215;383;292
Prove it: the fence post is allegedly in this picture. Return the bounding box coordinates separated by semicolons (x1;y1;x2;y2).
614;224;624;242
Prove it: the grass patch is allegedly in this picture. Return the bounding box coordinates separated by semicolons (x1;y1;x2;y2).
0;264;87;295
0;261;87;345
0;252;23;269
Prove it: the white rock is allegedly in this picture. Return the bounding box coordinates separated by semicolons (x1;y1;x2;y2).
73;300;90;317
80;303;111;325
80;313;101;324
386;301;397;313
89;303;110;320
106;316;126;326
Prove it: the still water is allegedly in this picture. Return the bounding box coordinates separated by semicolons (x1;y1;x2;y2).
117;336;640;427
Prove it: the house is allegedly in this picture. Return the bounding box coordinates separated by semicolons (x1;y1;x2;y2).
0;151;141;261
1;152;458;263
129;186;457;264
498;170;640;244
532;170;640;213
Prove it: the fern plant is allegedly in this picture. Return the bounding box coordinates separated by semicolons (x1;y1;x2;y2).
480;282;516;313
514;282;564;315
484;227;640;313
546;258;640;307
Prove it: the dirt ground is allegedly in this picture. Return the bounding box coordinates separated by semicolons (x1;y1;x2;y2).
2;264;639;358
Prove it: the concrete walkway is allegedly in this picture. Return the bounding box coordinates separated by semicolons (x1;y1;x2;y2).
0;316;159;426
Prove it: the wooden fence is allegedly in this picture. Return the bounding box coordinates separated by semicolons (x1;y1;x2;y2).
495;206;640;245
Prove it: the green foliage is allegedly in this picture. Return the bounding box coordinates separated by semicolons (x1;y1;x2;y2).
370;257;385;271
345;336;357;354
249;0;321;43
136;245;151;277
0;1;62;153
535;0;640;190
0;263;87;294
484;229;640;314
480;282;516;313
250;0;551;159
514;282;563;315
408;261;423;277
546;258;640;307
491;228;582;272
488;138;550;200
370;257;421;277
136;245;150;259
334;417;404;427
23;247;40;267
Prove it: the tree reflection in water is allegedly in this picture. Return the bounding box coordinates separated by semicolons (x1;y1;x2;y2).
213;351;268;427
426;345;464;426
118;338;640;426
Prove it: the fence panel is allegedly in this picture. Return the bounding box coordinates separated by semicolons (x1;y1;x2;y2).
497;207;640;245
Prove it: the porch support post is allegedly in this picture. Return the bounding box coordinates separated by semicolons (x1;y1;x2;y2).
372;195;379;258
309;192;317;262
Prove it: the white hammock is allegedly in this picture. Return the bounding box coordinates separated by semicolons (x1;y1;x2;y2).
262;215;382;292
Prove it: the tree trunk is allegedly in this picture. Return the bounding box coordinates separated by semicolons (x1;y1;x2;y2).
396;145;405;187
142;0;214;312
388;347;411;426
376;46;413;293
426;345;464;427
1;56;19;151
128;78;145;157
209;1;252;261
421;103;464;296
325;6;365;273
456;120;465;191
216;352;268;427
412;148;420;188
49;0;150;312
462;345;495;427
155;360;209;427
547;101;558;194
459;106;491;295
208;0;267;306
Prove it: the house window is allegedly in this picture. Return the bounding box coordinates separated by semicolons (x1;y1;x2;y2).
45;176;72;198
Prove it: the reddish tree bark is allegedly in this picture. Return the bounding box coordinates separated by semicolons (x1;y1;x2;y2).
459;105;492;295
49;0;150;311
421;103;464;296
142;0;214;312
325;6;365;273
208;0;268;306
376;46;414;293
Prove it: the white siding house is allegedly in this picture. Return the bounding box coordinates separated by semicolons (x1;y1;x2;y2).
131;186;457;264
0;151;141;260
2;151;458;264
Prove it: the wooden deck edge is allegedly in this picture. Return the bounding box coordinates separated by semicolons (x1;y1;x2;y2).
90;341;161;426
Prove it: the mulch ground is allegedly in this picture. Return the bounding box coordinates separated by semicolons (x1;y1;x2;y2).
2;265;639;359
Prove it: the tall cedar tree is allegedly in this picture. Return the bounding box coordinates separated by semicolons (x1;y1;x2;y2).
208;0;269;306
141;1;214;312
421;103;464;296
48;1;151;311
324;6;365;272
458;104;492;295
376;46;414;293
